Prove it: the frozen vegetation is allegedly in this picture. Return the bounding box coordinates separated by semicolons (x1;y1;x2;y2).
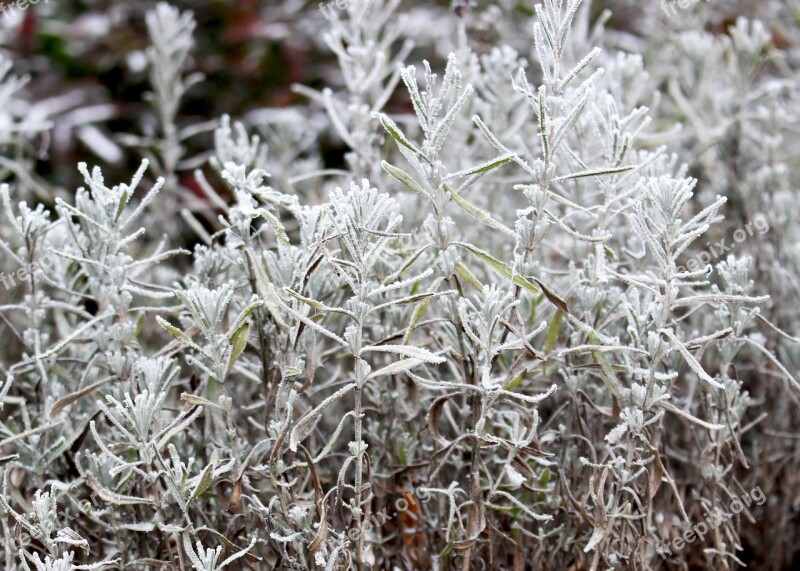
0;0;799;569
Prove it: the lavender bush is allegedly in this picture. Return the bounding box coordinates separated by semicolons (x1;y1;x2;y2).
0;0;798;569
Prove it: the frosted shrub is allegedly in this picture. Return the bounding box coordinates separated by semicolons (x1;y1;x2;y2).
0;0;798;569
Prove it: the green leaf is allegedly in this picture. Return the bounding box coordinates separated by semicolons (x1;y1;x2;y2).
455;243;539;294
444;153;517;179
538;468;551;502
404;300;430;343
552;165;634;183
455;262;484;292
545;310;564;356
440;540;455;559
443;183;514;237
226;321;250;376
245;250;286;328
284;288;358;321
503;370;527;391
375;113;424;157
190;462;215;501
228;299;264;338
396;440;408;465
382;161;432;203
156;317;206;355
133;313;145;341
115;190;128;223
539;468;551;487
543;310;564;374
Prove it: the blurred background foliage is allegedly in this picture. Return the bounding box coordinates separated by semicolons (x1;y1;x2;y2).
2;0;793;196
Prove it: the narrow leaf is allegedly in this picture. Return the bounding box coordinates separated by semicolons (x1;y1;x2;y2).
156;317;205;354
85;473;154;506
190;463;215;501
374;113;423;156
367;358;432;380
456;243;539;294
361;344;445;364
404;300;431;343
534;278;569;313
290;383;357;451
444;183;514;237
455;262;484;291
50;377;112;418
382;161;433;203
545;310;564;356
226;321;250;376
245;250;286;328
284;288;358;321
552;165;634;183
443;153;517;180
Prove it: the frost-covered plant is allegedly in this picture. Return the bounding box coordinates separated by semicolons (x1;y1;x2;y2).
1;0;799;569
